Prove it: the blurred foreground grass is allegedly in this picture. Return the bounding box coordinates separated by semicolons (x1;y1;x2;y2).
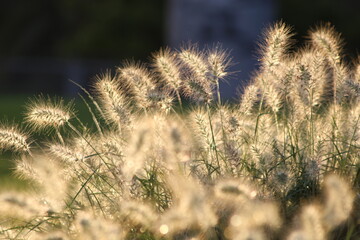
0;94;92;190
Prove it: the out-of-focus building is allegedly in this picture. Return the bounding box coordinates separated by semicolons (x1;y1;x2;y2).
166;0;276;99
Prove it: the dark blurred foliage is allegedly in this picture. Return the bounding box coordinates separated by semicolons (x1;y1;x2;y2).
279;0;360;61
0;0;165;95
1;0;357;61
0;0;359;95
0;0;165;60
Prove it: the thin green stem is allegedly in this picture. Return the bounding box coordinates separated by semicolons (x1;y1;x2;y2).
175;90;184;114
206;103;221;174
216;80;221;106
56;129;64;145
78;93;103;136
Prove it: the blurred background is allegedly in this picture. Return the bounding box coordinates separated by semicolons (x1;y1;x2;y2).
0;0;359;100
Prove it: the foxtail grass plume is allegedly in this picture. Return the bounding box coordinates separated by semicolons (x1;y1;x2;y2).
332;63;350;104
309;23;343;66
292;49;329;110
25;96;73;130
122;117;153;181
309;24;350;104
156;94;174;114
322;174;354;230
166;174;217;232
250;21;294;116
94;71;132;128
156;173;217;237
287;205;325;240
206;44;231;81
118;63;157;110
179;45;208;81
190;107;223;164
0;125;30;153
258;72;283;113
99;131;125;159
225;201;281;240
14;155;37;182
152;47;182;92
48;142;82;164
179;45;213;103
239;84;259;115
151;115;193;170
259;21;293;71
16;155;70;212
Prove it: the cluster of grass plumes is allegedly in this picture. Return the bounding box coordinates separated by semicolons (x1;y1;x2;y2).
1;22;360;239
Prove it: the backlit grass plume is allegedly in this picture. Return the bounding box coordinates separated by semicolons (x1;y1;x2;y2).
94;71;132;129
309;23;350;105
239;84;259;115
259;21;294;71
179;45;214;103
152;48;182;99
0;124;30;153
309;23;343;66
1;22;360;240
25;95;73;130
118;63;158;110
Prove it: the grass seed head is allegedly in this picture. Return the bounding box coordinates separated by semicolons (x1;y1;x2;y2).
206;44;232;81
226;201;281;240
0;124;30;153
322;174;354;230
100;131;125;159
309;23;343;66
48;142;82;164
25;96;73;131
122;117;154;180
166;174;218;232
182;77;214;103
288;205;325;240
152;47;182;91
118;62;157;110
179;45;214;103
293;49;329;109
259;21;294;71
94;71;132;128
239;84;260;115
179;45;208;81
